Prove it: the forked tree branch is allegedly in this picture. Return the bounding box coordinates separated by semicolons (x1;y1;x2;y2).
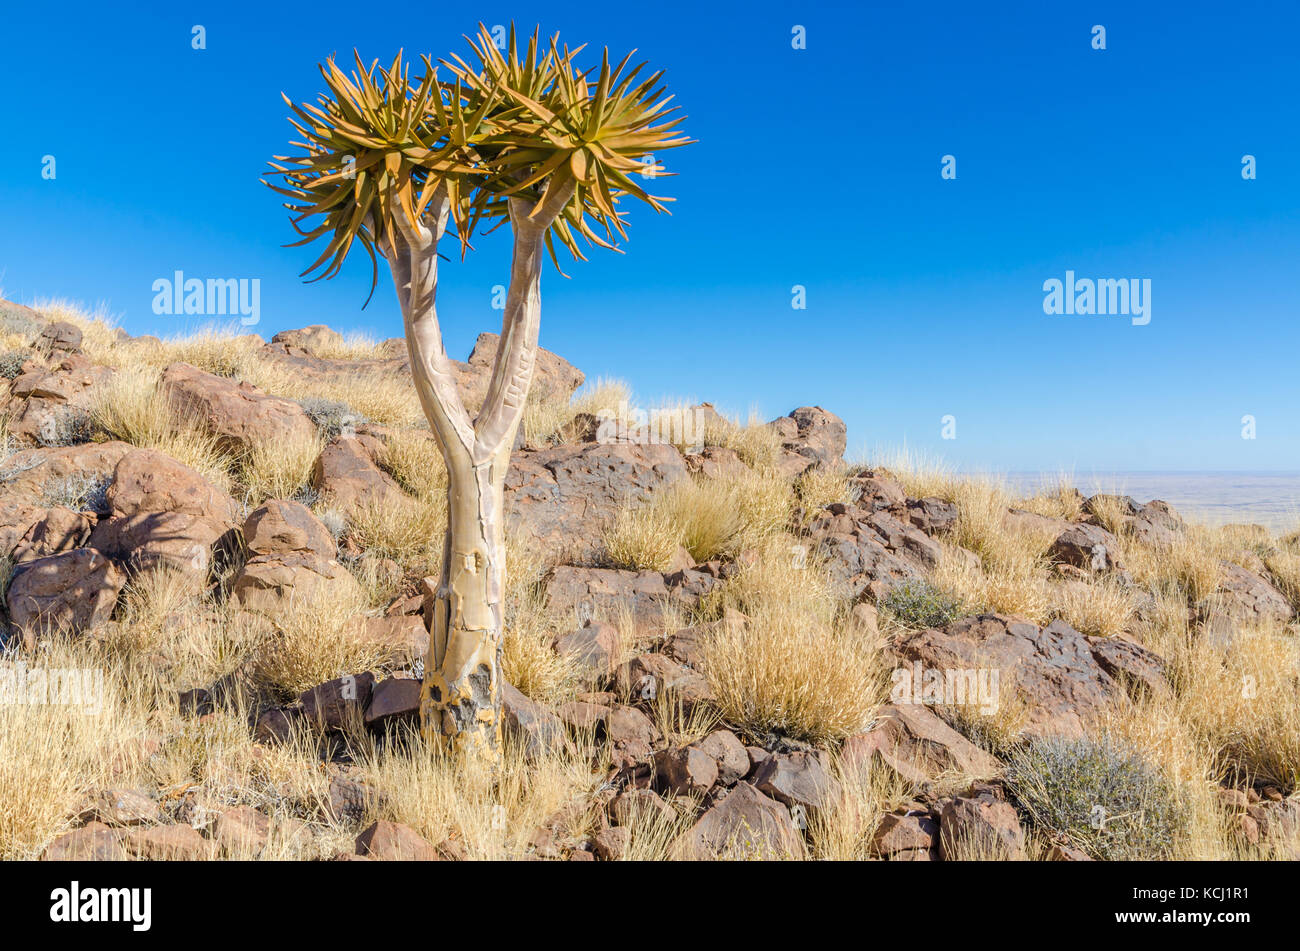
473;180;577;459
389;191;476;460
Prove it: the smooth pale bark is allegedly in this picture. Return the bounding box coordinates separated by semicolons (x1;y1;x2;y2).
386;183;574;759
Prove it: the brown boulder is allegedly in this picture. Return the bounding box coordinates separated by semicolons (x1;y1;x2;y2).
6;548;125;639
41;822;127;861
843;703;1001;785
681;782;806;859
752;750;840;815
355;820;439;861
1049;523;1124;573
506;442;688;563
892;614;1157;740
311;433;405;511
502;682;567;759
939;790;1026;860
243;499;336;558
162;362;315;453
88;448;238;578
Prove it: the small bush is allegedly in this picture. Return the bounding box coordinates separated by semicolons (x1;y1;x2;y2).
36;406;94;447
879;579;964;630
1005;735;1185;860
298;396;367;439
41;473;111;513
0;350;29;380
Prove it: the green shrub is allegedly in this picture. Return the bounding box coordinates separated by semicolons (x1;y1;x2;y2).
0;350;30;380
879;579;964;629
1005;735;1185;860
298;397;366;439
42;473;111;513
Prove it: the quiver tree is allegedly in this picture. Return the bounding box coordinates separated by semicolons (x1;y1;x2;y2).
266;25;690;759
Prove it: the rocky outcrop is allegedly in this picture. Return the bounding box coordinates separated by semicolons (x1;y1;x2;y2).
892;614;1168;739
7;547;125;639
230;500;360;620
806;504;940;602
311;432;405;512
769;406;846;477
506;442;688;563
88;449;237;580
162;362;316;452
3;352;111;445
843;703;1001;784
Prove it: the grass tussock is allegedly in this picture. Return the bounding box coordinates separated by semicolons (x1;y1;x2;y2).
702;540;887;744
604;469;791;570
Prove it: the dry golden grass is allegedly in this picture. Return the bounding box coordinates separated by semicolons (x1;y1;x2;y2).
808;755;916;860
1262;547;1300;611
241;359;422;428
1124;528;1224;604
31;298;123;359
604;469;791;570
358;737;602;859
867;446;960;501
341;495;443;572
374;427;447;502
703;540;887;743
705;410;784;470
87;364;233;492
238;427;324;505
0;639;153;859
604;502;681;572
1014;473;1085;521
244;577;387;697
1049;577;1137;638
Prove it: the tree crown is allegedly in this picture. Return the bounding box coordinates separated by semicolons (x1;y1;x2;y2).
266;23;691;297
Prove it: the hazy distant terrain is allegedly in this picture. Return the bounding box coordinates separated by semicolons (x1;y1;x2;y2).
1001;472;1300;534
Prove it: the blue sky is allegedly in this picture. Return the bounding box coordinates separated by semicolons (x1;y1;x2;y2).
2;0;1298;472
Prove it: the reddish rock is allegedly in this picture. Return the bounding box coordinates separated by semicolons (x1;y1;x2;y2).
355;820;439;861
6;548;125;640
122;824;214;861
892;614;1160;740
615;652;713;705
544;566;675;636
163;362;315;453
363;677;422;727
212;806;272;855
552;623;620;680
753;750;840;814
76;788;161;827
843;703;1000;785
299;672;375;730
592;826;630;861
243;499;336;557
311;433;406;512
41;822;127;861
872;813;940;855
681;782;806;859
1049;523;1124;573
506;443;688;564
690;730;750;787
654;746;719;797
939;792;1026;860
609;788;676;826
502;682;567;759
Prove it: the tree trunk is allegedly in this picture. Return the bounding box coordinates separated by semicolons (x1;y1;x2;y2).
421;442;512;757
389;183;574;759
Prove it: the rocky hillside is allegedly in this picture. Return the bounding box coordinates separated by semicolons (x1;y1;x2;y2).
0;297;1296;862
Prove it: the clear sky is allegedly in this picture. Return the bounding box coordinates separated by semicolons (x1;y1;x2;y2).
2;0;1297;472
